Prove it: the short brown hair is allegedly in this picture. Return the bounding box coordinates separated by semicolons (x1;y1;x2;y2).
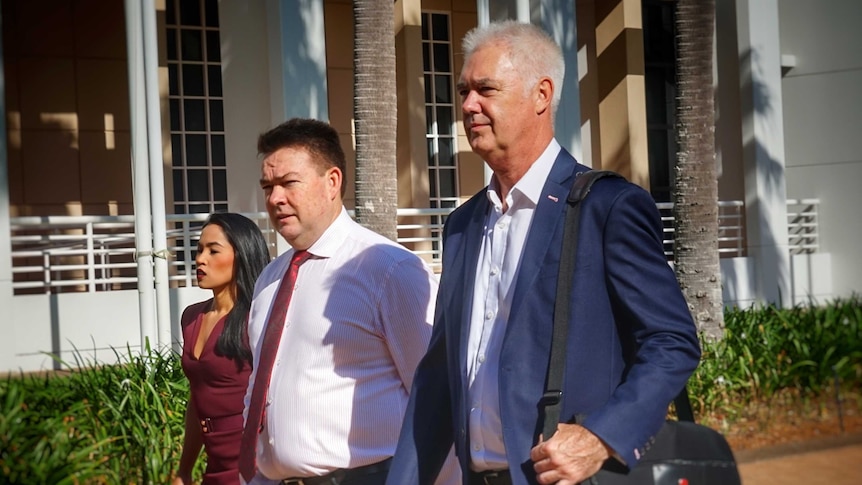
258;118;347;195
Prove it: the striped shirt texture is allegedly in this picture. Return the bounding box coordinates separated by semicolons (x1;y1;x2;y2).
244;208;438;482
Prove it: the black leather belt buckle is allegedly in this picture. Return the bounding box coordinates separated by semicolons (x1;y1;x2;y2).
282;475;339;485
471;469;512;485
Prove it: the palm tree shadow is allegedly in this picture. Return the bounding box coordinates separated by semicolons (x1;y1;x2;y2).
320;243;432;466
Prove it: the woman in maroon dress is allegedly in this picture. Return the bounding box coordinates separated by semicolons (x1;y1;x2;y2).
173;213;271;485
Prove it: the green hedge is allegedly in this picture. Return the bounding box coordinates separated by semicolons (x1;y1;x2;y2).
1;298;860;482
0;344;202;484
688;296;862;416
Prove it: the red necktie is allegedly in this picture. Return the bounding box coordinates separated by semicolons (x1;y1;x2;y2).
239;250;311;482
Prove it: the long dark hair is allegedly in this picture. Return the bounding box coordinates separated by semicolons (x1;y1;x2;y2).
202;213;271;366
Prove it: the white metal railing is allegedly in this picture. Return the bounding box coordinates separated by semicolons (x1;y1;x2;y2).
786;198;820;254
655;201;746;258
8;199;821;293
9;209;451;294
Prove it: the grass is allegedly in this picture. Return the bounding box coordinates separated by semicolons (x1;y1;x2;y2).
0;297;859;482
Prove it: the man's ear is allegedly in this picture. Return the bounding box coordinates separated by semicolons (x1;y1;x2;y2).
535;77;553;115
327;166;343;199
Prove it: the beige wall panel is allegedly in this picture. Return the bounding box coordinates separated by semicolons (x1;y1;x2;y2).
18;58;78;131
79;131;133;205
423;0;451;11
595;0;624;55
625;75;648;188
326;68;354;137
13;0;75;57
80;202;134;216
715;0;744;203
451;12;477;77
324;1;353;70
451;0;476;14
457;147;485;199
597;79;632;178
20;130;81;205
9;203;86;218
395;0;429;209
7;130;24;204
76;59;131;132
340;138;356;209
74;0;127;59
577;0;601;169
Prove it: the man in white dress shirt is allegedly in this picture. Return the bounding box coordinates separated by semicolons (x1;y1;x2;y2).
241;118;449;485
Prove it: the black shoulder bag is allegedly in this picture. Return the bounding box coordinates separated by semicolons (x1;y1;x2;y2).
542;170;741;485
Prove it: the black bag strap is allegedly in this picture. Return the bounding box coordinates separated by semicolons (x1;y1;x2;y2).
541;170;694;442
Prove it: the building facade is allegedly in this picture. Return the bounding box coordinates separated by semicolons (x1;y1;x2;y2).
1;0;859;372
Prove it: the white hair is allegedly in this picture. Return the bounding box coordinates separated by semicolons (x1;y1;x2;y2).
462;20;565;113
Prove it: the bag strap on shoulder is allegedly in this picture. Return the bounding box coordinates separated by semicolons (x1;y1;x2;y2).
542;170;693;442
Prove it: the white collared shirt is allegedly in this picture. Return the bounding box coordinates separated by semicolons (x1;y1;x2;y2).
466;139;561;471
245;208;439;480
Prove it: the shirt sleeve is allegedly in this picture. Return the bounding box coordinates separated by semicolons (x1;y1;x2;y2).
378;255;440;391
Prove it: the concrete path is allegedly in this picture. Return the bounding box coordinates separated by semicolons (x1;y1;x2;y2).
736;434;862;485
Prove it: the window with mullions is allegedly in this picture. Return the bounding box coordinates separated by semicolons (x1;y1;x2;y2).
422;12;459;250
166;0;227;219
643;0;677;203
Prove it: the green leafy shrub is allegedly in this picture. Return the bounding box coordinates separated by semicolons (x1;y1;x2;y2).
0;342;204;484
1;298;859;482
688;296;862;417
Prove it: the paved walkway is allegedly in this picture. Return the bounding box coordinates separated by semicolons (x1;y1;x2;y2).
736;434;862;485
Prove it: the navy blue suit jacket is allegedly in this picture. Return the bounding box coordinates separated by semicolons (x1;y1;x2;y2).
388;149;701;485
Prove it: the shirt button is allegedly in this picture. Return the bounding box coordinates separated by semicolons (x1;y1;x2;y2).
473;444;481;451
478;355;486;363
490;267;499;275
485;311;494;320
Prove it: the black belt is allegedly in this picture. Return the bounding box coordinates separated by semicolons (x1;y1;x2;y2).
281;458;391;485
469;469;512;485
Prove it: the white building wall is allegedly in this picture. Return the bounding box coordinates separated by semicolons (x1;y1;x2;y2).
220;0;277;216
779;0;862;301
4;287;209;374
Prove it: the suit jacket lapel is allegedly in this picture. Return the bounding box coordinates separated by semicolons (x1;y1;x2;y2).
507;150;580;328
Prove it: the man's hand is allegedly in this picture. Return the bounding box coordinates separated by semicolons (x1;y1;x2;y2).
529;423;612;485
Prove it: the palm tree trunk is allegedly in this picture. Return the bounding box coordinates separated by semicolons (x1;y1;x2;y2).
674;0;724;341
353;0;398;241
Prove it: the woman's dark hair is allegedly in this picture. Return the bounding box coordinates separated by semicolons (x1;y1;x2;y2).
203;212;271;367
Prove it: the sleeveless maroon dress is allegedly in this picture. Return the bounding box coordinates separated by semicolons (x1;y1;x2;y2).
181;300;252;485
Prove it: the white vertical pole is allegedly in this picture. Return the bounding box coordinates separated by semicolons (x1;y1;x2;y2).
141;0;173;350
125;0;157;352
516;0;530;22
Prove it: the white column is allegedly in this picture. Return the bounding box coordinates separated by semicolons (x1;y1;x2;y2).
278;0;329;122
0;5;15;371
142;0;172;349
541;0;581;162
125;0;158;350
262;0;330;255
736;0;791;306
482;0;582;162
